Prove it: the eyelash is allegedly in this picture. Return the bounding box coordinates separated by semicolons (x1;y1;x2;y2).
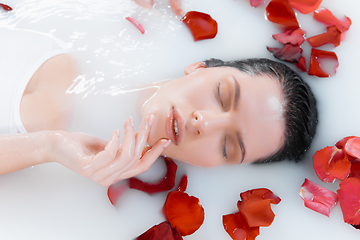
222;135;227;158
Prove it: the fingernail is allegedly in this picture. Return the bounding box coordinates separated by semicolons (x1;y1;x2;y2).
148;114;155;126
129;117;134;127
163;139;171;148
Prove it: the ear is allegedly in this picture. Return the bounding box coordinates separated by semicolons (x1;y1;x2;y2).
184;61;207;75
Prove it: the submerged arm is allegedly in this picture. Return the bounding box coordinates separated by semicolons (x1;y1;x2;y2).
0;115;170;186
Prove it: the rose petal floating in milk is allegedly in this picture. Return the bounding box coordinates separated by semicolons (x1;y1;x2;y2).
128;157;177;195
349;161;360;180
288;0;323;14
249;0;269;8
267;44;303;63
272;28;306;45
344;137;360;159
177;174;188;192
299;178;338;217
181;11;218;41
107;180;129;205
162;183;205;236
313;8;352;32
137;221;183;240
308;48;339;78
223;212;260;240
313;145;351;183
308;25;342;47
237;188;281;227
296;56;307;72
266;0;300;29
337;178;360;226
0;3;12;11
125;17;145;34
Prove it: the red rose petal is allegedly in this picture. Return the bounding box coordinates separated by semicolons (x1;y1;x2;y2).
344;137;360;159
267;44;303;63
181;11;218;41
137;221;183;240
0;3;12;11
223;212;260;240
308;25;341;47
336;136;356;149
349;161;360;180
308;48;339;78
313;8;352;32
313;146;351;183
126;17;145;34
250;0;268;8
299;178;338;217
237;198;276;227
177;175;188;192
337;178;360;225
272;28;306;46
128;157;177;195
296;56;308;72
163;191;205;236
288;0;322;14
107;181;129;205
240;188;281;204
266;0;300;29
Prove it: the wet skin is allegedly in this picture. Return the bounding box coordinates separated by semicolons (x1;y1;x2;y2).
141;64;286;167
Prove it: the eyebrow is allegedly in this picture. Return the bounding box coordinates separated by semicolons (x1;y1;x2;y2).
236;131;246;163
232;78;245;163
232;78;240;110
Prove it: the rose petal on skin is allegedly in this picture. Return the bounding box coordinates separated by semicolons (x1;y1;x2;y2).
181;11;218;41
107;180;129;205
223;212;260;240
128;157;177;195
296;56;308;72
313;146;351;183
308;48;339;78
177;175;188;192
313;8;352;32
266;0;300;29
237;198;276;227
344;137;360;159
137;221;183;240
337;178;360;225
163;191;205;236
308;25;342;48
125;17;145;34
267;44;303;63
250;0;268;7
0;3;12;11
272;28;306;46
288;0;322;14
299;178;338;217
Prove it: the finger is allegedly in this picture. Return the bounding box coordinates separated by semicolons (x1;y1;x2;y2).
90;118;136;183
112;139;171;182
134;114;154;160
170;0;183;16
87;130;121;171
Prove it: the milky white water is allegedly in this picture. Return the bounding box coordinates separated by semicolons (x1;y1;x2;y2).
0;0;359;239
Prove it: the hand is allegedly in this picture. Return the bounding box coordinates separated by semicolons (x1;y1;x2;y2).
133;0;183;16
48;115;170;187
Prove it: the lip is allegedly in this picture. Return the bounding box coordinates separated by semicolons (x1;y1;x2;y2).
165;107;184;145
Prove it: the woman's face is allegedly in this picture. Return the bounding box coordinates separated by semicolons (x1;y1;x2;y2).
141;64;285;167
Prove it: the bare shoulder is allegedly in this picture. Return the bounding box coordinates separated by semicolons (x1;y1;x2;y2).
21;54;80;132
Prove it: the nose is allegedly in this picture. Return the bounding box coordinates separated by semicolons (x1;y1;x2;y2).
191;110;229;137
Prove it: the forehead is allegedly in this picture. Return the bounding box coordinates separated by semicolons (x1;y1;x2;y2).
230;69;285;163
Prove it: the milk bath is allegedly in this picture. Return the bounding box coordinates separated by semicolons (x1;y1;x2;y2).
0;0;360;239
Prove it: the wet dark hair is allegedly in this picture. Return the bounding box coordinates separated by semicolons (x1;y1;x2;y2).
204;58;318;163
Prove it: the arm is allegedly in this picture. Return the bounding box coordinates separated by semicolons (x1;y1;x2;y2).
0;115;170;187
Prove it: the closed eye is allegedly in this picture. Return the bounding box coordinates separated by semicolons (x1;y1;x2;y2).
216;82;224;107
222;135;227;158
